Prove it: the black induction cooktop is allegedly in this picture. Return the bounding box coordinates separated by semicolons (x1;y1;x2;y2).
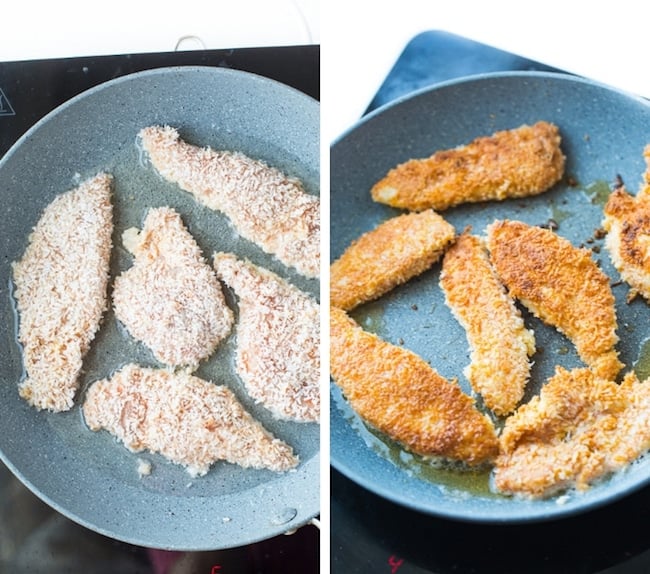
331;30;650;574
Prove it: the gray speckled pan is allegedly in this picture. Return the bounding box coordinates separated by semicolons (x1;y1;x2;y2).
0;66;319;549
330;71;650;522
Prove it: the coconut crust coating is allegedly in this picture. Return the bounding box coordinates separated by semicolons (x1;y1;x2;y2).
329;307;499;466
603;145;650;301
330;209;456;311
487;219;622;381
371;121;565;212
83;364;298;476
494;367;650;498
440;232;535;415
112;207;233;370
12;173;113;411
139;125;320;278
214;253;320;423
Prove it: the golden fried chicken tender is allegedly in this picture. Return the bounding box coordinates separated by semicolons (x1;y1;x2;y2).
440;232;535;415
603;145;650;301
494;367;650;498
371;121;565;212
487;220;622;381
330;307;499;466
330;209;455;311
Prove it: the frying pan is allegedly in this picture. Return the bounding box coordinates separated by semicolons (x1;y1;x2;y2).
330;71;650;522
0;66;319;549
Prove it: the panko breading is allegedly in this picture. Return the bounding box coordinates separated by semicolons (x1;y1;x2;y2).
330;209;455;311
83;364;298;476
371;121;565;212
213;253;319;423
487;220;622;381
603;145;650;301
330;307;499;466
12;173;113;411
494;367;650;498
440;232;535;415
139;125;320;278
113;207;233;370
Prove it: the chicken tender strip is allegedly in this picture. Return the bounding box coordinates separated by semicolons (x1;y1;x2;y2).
330;307;498;466
494;367;650;498
113;207;233;369
12;173;113;411
440;232;535;415
371;121;565;212
330;209;455;311
139;125;320;278
214;253;319;422
83;364;298;476
487;220;622;381
603;145;650;301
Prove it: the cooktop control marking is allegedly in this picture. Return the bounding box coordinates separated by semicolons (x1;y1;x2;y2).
0;88;15;116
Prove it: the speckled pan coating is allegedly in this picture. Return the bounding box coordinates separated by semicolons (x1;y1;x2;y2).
0;66;319;550
331;71;650;523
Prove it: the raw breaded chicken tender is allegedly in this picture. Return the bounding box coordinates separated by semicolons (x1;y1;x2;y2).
330;209;455;311
213;253;320;422
113;207;233;369
494;367;650;498
487;220;623;381
603;145;650;301
83;364;298;476
139;125;320;278
330;307;499;466
12;173;113;411
440;232;535;415
371;121;565;212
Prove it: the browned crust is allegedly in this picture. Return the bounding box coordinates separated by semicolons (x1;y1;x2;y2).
370;121;565;211
330;209;455;311
329;306;499;466
486;220;622;381
440;232;535;415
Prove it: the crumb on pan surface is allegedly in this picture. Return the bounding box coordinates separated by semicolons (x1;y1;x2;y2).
494;367;650;498
12;172;114;412
139;125;320;279
112;206;233;370
214;252;320;423
486;219;623;381
440;231;535;416
330;209;455;311
329;306;499;466
370;121;565;212
82;364;299;476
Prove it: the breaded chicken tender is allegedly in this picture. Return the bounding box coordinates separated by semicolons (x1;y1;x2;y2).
330;307;499;466
12;173;113;411
113;207;233;370
371;121;565;211
440;232;535;415
139;125;320;278
330;209;455;311
494;367;650;498
487;220;622;381
603;145;650;301
83;364;298;476
214;253;319;422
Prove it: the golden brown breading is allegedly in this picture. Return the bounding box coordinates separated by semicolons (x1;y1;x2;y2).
440;232;535;415
83;364;299;477
330;209;455;311
12;173;113;411
329;306;499;466
494;367;650;498
487;219;622;381
603;145;650;301
371;121;565;212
